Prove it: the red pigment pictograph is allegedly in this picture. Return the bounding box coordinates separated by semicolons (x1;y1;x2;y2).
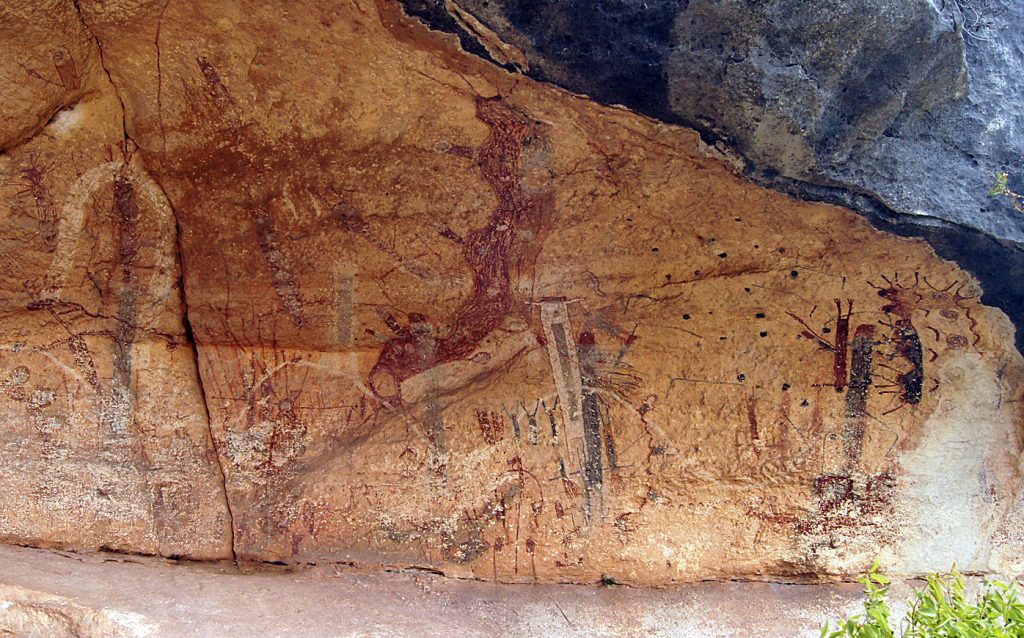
367;97;550;402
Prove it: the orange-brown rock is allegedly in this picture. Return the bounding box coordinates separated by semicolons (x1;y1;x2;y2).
0;0;1021;585
0;0;231;559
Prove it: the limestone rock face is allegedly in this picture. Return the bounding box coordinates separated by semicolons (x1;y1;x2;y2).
0;544;925;638
400;0;1024;354
0;1;98;152
0;0;231;559
0;0;1021;585
407;0;969;177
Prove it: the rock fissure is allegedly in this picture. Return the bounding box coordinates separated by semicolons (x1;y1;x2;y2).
1;0;1022;590
82;6;242;554
394;0;1024;354
71;1;170;559
0;0;239;561
165;183;238;564
71;2;230;563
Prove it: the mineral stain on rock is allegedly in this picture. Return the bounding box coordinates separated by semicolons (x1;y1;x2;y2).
0;0;1020;589
368;96;552;401
842;324;875;466
397;0;1024;353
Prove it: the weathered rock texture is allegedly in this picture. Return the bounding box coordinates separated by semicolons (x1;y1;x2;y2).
0;0;1022;587
0;544;922;638
0;0;231;559
400;0;1024;352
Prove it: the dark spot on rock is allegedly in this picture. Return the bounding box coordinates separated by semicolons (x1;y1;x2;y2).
396;0;1024;355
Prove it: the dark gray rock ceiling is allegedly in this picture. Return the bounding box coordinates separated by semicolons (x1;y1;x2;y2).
399;0;1024;350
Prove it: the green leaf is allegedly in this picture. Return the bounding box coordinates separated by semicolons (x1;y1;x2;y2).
991;171;1009;196
819;564;1024;638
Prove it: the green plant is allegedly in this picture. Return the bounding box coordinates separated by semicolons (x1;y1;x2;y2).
820;562;1024;637
990;171;1024;214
